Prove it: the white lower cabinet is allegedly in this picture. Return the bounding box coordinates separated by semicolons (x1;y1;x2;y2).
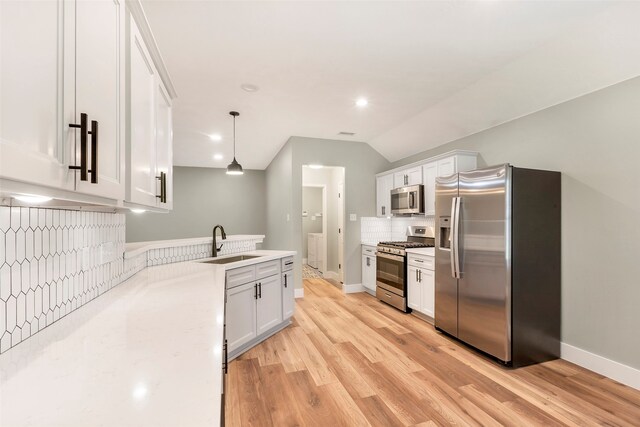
226;282;257;350
226;256;294;357
282;270;295;318
407;253;435;318
256;274;283;335
361;245;377;293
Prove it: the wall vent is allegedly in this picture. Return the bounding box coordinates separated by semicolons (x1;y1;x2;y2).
338;131;355;136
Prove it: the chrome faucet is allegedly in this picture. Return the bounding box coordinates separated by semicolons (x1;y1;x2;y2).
212;225;227;257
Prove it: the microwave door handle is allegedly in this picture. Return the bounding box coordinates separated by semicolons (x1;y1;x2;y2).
409;192;414;209
450;197;457;279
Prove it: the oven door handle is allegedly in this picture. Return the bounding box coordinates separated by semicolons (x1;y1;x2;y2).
376;252;405;262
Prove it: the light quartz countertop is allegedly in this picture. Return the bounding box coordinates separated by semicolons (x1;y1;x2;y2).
0;249;294;427
124;235;265;259
406;247;435;256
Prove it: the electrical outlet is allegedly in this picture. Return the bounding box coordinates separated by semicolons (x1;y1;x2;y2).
349;214;357;221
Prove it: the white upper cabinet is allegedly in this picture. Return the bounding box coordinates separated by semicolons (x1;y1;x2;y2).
422;162;437;216
125;11;174;210
71;0;125;200
376;173;393;217
128;16;158;207
393;166;422;188
155;82;173;210
0;1;74;192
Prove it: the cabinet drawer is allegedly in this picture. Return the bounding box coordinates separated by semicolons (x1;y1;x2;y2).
226;265;256;289
362;245;377;256
256;260;281;279
281;256;294;272
408;254;434;270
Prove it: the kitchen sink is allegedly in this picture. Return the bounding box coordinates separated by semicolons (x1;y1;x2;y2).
201;255;262;264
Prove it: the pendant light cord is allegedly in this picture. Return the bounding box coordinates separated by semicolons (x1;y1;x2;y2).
233;114;236;158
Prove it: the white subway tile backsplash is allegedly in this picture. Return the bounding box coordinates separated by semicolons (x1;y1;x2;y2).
361;216;436;244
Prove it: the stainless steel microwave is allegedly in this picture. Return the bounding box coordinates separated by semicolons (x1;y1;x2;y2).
391;184;424;215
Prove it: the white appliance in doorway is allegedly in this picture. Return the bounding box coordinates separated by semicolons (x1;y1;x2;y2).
307;233;325;271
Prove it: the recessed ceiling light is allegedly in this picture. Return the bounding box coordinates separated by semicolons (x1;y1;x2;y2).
308;164;324;169
14;194;53;204
356;98;368;107
241;83;259;93
213;153;224;160
209;134;222;141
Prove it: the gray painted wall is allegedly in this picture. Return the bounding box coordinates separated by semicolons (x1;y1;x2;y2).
390;76;640;370
264;137;390;293
301;186;323;259
126;166;267;242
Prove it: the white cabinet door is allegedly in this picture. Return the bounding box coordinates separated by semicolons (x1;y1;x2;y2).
155;80;173;210
226;282;257;352
437;157;456;178
376;174;393;217
393;171;407;189
407;266;420;310
406;167;422;186
73;0;125;200
422;162;437;216
362;255;376;292
127;15;157;207
420;268;435;318
0;1;74;191
282;271;295;319
257;274;283;335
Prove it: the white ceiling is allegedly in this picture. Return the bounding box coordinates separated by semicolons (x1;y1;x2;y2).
141;0;640;169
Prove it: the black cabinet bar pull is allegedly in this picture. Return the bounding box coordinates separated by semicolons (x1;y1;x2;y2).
258;282;262;299
162;172;167;203
88;120;98;183
284;274;287;288
68;113;88;181
224;339;228;374
254;283;257;300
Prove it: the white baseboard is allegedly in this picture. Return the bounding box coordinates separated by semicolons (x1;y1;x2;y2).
561;342;640;390
294;288;304;299
323;271;339;281
343;283;365;294
302;258;307;265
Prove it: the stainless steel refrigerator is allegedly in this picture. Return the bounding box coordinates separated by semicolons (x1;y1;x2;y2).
435;164;561;368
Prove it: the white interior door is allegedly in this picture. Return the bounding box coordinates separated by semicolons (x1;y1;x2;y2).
337;182;344;283
74;0;124;200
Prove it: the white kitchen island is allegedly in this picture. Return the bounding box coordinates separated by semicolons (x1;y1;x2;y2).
0;249;295;427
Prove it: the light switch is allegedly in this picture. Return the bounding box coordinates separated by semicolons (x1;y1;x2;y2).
349;214;357;221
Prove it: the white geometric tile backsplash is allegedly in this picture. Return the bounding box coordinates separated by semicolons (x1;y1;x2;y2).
361;216;436;245
0;206;126;354
0;206;262;354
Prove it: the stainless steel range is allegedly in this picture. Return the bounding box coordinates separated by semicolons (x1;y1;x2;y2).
376;226;434;312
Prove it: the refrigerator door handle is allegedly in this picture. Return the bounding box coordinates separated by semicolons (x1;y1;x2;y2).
450;197;458;279
453;196;462;279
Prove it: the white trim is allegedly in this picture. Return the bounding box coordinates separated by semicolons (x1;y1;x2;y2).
294;288;305;299
343;283;365;294
323;270;339;281
375;149;479;177
561;342;640;391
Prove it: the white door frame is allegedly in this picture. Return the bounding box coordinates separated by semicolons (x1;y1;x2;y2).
337;180;344;283
302;184;327;273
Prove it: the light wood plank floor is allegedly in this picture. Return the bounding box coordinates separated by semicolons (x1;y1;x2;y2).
226;278;640;426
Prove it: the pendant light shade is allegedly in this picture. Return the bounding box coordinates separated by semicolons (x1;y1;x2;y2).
226;111;244;175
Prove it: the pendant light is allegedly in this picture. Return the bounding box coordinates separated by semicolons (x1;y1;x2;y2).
226;111;244;175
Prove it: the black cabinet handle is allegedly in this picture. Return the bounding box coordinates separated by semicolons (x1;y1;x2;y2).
284;274;287;288
89;120;98;183
254;283;257;300
156;171;167;203
162;172;167;203
224;339;228;374
68;113;89;181
258;282;262;298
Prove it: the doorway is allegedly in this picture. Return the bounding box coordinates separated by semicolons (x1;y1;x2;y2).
302;166;345;286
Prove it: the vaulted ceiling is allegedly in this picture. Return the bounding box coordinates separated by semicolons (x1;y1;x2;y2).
141;0;640;170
